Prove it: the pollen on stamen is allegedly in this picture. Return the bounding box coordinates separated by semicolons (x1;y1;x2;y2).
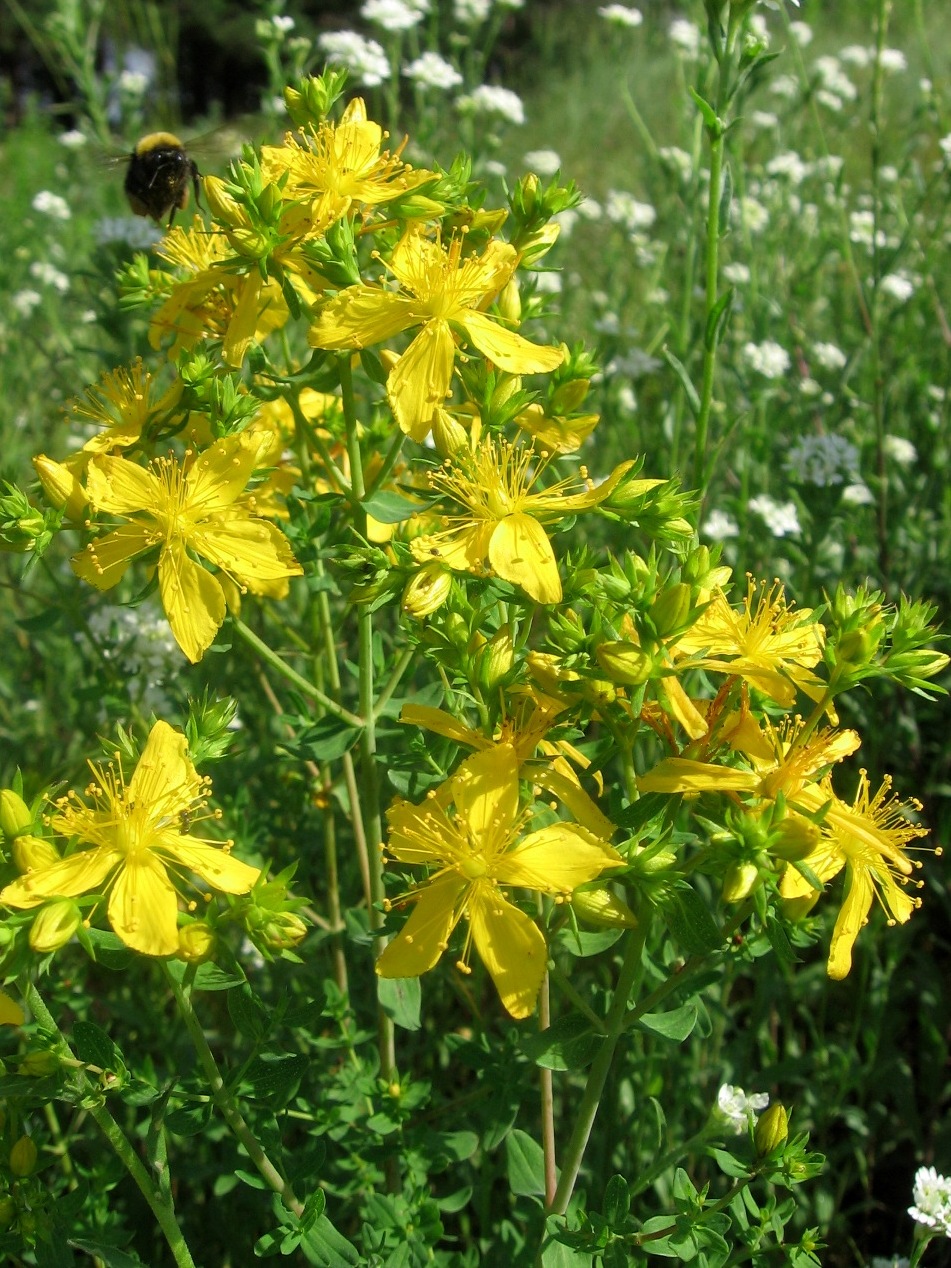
455;959;472;975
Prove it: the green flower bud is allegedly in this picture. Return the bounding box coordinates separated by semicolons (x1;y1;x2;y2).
651;583;693;639
0;790;33;841
18;1051;59;1077
754;1103;789;1156
29;901;82;953
475;625;515;692
9;1136;37;1177
431;407;469;457
572;886;638;929
721;861;760;904
0;1194;16;1229
550;377;590;415
497;277;522;326
33;455;87;518
596;641;652;686
257;911;308;951
12;835;60;874
178;922;216;964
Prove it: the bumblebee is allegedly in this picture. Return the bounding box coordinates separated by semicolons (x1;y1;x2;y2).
124;132;202;227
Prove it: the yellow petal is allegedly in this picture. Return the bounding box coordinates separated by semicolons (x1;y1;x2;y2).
386;798;463;865
0;989;24;1027
1;848;119;909
72;525;155;590
400;704;485;749
469;883;547;1019
376;872;467;977
451;745;519;852
497;823;622;892
161;839;261;893
85;456;162;515
108;852;180;956
222;272;265;367
309;288;420;349
638;758;760;795
659;677;708;740
192;517;302;585
158;544;226;663
522;761;616;842
488;513;561;604
185;434;261;514
386;321;455;438
459;310;563;375
826;865;872;980
410;522;494;572
129;721;200;811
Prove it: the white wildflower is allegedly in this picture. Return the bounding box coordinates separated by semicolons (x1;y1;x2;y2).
58;129;88;150
605;189;656;232
882;435;917;466
812;342;847;371
32;190;71;220
716;1085;769;1134
318;31;391;86
739;196;769;234
842;483;874;507
668;18;701;57
454;0;491;22
839;44;871;68
770;73;800;99
879;48;907;73
702;510;740;541
11;289;43;317
908;1166;951;1236
523;148;561;176
748;495;801;537
765;151;807;184
784;434;858;487
29;261;70;293
880;272;916;303
362;0;425;30
598;4;643;27
789;21;812;46
457;84;525;125
742;339;790;379
404;53;463;90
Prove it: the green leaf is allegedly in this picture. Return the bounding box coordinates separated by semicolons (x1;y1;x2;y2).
662;347;701;419
541;1243;592;1268
299;1215;362;1265
688;87;722;135
663;888;724;955
505;1128;546;1197
71;1021;121;1072
165;1101;212;1137
520;1014;602;1071
292;716;362;762
709;1147;751;1179
229;987;271;1042
361;490;425;525
603;1173;631;1226
68;1241;147;1267
638;1003;699;1042
554;926;623;958
191;963;246;992
705;287;734;351
242;1053;309;1105
377;975;421;1031
435;1186;473;1213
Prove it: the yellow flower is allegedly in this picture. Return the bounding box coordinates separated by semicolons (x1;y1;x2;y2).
309;229;564;439
781;771;926;979
0;722;260;957
409;436;634;602
72;432;302;662
673;580;826;708
265;96;433;210
66;359;186;456
376;744;623;1018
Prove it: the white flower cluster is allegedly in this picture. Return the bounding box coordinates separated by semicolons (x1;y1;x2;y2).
362;0;427;32
604;189;656;233
404;53;462;90
748;495;801;537
317;31;391;85
716;1084;769;1134
741;339;790;379
456;84;525;125
909;1166;951;1237
32;190;72;221
598;4;643;28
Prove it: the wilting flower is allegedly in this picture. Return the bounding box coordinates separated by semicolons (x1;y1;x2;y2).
310;229;563;439
409;435;633;602
72;433;302;662
376;744;622;1017
0;721;260;956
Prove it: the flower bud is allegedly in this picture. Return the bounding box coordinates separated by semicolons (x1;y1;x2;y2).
203;174;244;225
497;277;521;326
0;1195;16;1229
178;922;216;964
769;815;821;862
754;1103;789;1156
475;624;515;692
572;886;637;929
651;583;693;639
595;641;652;686
257;911;308;951
392;194;447;220
431;407;469;458
227;226;271;260
29;901;82;953
402;564;452;618
12;835;60;874
9;1136;37;1177
550;376;590;415
519;221;560;267
33;455;87;518
721;861;760;904
0;790;32;841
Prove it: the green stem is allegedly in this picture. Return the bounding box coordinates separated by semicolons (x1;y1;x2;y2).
548;916;650;1215
231;617;363;728
22;981;197;1268
162;964;304;1218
